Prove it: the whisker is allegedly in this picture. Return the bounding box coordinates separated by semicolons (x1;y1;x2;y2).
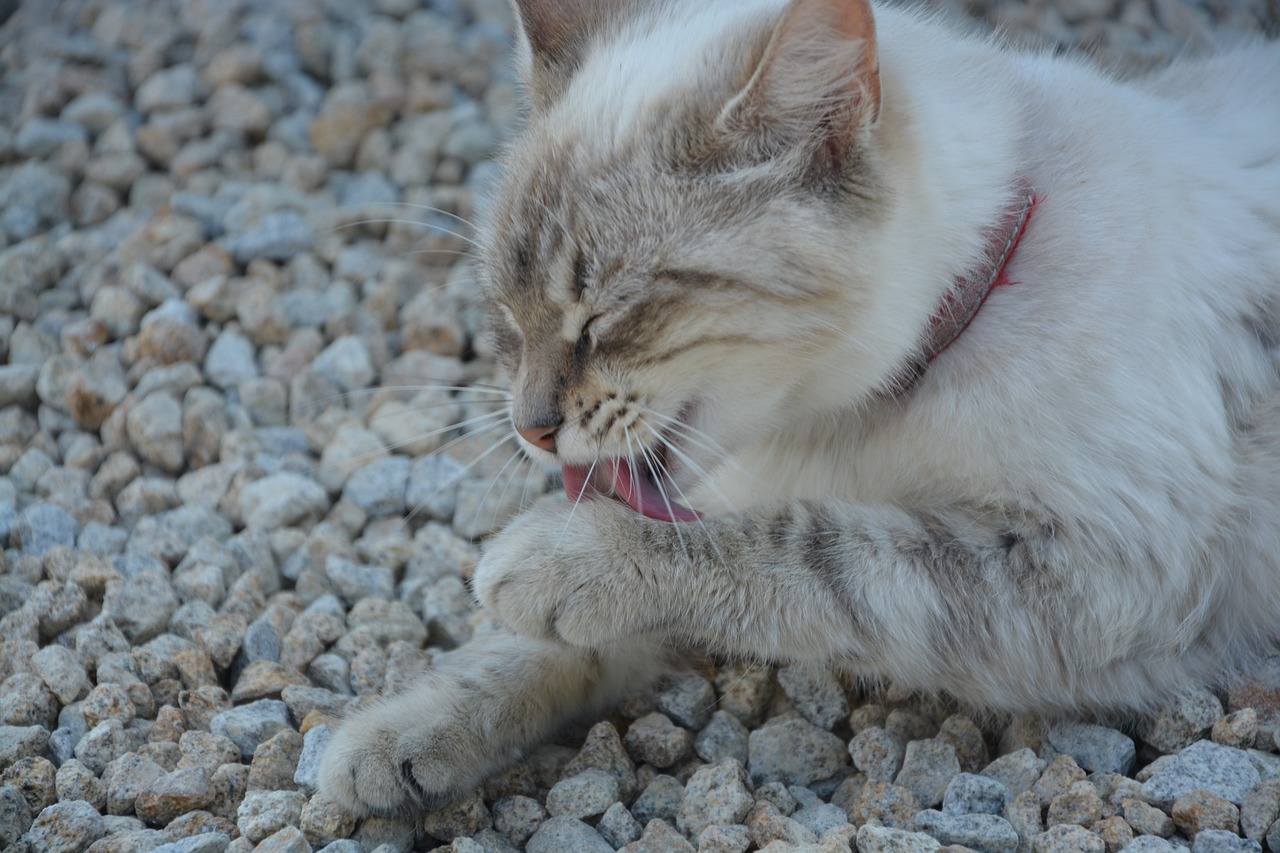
557;455;599;550
630;426;689;560
323;217;477;246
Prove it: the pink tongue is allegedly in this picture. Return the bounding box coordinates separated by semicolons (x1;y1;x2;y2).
562;461;701;523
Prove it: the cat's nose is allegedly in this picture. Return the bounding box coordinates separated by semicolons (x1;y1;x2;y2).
516;421;560;453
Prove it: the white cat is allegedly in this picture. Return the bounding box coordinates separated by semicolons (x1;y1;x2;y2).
321;0;1280;814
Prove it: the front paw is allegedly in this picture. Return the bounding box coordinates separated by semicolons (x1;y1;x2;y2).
319;681;495;816
474;498;662;647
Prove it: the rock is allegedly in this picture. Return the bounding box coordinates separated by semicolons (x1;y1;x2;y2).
136;65;200;112
545;769;619;821
630;775;684;826
619;819;695;853
238;473;329;531
623;713;692;770
854;781;923;829
236;789;307;843
0;727;50;775
562;722;637;802
654;674;716;731
696;824;752;853
676;759;753;838
205;329;259;390
1172;788;1241;835
943;772;1010;816
12;503;79;557
0;784;33;846
748;714;849;787
229;212;315;264
851;727;907;783
126;392;185;473
209;700;291;761
525;815;613;853
1046;779;1103;827
135;766;215;826
299;793;356;847
1141;741;1260;807
341;456;410;516
596;801;640;848
1047;723;1136;775
913;809;1020;853
1123;797;1177;837
1140;688;1224;754
293;724;332;793
1213;710;1259;751
1239;779;1280;841
21;799;106;853
980;749;1046;798
776;666;849;730
1032;823;1105;852
311;336;375;392
695;710;749;767
493;795;547;847
1190;830;1262;852
31;644;90;705
896;739;960;809
856;824;942;852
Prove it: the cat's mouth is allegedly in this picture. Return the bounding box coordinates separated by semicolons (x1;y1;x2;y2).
561;452;701;523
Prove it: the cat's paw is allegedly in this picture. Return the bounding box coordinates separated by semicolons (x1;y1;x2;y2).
318;684;498;816
474;497;662;648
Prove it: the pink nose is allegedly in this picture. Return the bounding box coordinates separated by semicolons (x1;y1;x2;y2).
517;423;559;453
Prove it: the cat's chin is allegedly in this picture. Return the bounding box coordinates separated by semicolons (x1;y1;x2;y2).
562;456;701;523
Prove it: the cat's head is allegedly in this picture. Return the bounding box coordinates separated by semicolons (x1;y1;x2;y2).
477;0;895;518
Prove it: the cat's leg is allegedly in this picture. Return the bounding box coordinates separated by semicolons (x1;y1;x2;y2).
476;496;1201;712
319;628;670;815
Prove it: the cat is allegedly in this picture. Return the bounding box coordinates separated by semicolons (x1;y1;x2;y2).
320;0;1280;815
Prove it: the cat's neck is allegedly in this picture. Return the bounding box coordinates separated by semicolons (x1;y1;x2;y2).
795;10;1033;412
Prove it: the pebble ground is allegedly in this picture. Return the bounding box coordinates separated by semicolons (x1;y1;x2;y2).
1;0;1278;851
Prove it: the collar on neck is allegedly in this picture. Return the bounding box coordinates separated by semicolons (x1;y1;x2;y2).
888;177;1038;397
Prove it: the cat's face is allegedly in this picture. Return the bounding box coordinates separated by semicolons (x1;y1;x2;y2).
477;0;885;516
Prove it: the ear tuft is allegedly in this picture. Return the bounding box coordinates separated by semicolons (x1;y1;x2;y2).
717;0;880;179
511;0;638;111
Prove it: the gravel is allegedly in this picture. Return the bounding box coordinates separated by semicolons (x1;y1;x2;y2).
0;0;1276;849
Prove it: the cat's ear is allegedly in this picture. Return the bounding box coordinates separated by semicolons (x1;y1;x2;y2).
510;0;620;111
717;0;881;178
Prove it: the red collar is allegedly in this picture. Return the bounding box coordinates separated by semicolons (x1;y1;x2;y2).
888;178;1038;397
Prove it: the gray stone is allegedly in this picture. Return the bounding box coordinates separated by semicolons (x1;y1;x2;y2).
896;739;961;809
1048;722;1136;775
1140;687;1224;754
311;336;375;391
981;749;1046;797
1190;829;1260;852
856;824;942;852
776;665;850;730
136;65;200;111
30;646;87;709
694;709;749;767
0;726;50;774
0;784;33;846
103;576;179;644
1126;838;1178;853
230;212;315;263
546;768;618;821
630;774;684;826
493;794;547;847
150;833;232;853
210;700;291;761
342;456;410;516
525;815;613;853
748;714;849;787
239;473;328;531
294;724;332;792
943;772;1011;816
677;759;753;837
913;809;1020;853
405;455;465;521
1141;740;1260;807
623;712;692;770
205;329;259;390
851;726;906;783
12;503;79;557
325;555;395;603
236;789;307;843
21;799;106;853
597;801;640;848
1033;823;1105;852
653;674;716;731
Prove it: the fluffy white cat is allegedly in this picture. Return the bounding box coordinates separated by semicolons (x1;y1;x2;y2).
321;0;1280;814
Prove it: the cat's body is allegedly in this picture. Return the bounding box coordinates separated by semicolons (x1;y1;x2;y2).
320;0;1280;815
